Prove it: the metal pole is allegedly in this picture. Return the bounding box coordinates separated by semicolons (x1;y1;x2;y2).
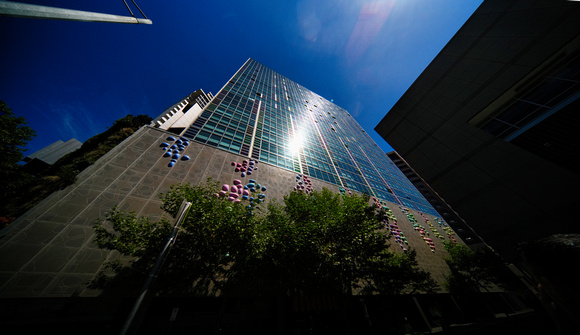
119;200;192;335
0;1;152;24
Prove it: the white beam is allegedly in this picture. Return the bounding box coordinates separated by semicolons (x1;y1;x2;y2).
0;1;152;24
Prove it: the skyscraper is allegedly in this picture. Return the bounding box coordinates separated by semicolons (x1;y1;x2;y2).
0;58;460;298
182;59;439;216
150;89;214;135
1;57;544;334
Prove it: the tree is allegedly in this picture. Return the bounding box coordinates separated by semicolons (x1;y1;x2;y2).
0;100;36;199
443;242;508;296
92;180;438;297
247;188;437;295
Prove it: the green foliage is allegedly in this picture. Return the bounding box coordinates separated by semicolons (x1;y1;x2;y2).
94;208;172;257
0;113;152;220
92;180;438;297
0;100;36;199
51;114;152;172
254;189;437;295
443;243;508;295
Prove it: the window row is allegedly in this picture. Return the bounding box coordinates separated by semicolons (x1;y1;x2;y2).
195;131;242;154
260;152;294;170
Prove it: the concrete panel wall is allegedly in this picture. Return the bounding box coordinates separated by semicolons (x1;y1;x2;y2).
0;126;457;297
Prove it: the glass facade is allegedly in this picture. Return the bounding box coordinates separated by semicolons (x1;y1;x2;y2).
183;59;439;215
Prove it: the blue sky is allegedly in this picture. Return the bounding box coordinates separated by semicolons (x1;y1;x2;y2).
1;0;482;156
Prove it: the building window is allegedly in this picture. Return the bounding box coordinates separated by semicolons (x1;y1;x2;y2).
472;53;579;142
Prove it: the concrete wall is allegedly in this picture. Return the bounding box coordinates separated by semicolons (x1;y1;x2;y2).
0;126;457;298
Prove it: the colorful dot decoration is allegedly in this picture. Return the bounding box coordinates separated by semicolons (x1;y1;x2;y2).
372;197;389;210
378;204;408;252
215;178;267;215
402;208;436;253
231;159;258;178
425;215;458;244
294;174;312;193
339;186;353;197
160;136;191;167
373;200;459;253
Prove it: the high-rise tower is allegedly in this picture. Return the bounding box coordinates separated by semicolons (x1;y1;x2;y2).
182;59;438;215
0;58;460;299
2;57;547;335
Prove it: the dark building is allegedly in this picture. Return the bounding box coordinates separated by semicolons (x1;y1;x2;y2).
376;0;580;261
386;151;484;246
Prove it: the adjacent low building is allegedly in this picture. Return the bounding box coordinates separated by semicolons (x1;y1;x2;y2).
22;138;82;173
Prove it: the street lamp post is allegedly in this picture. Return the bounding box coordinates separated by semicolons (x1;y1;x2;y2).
119;199;192;335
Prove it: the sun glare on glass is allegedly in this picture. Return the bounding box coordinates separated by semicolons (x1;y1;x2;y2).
289;135;304;155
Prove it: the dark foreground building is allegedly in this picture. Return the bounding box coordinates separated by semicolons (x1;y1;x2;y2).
386;151;485;247
376;0;580;262
0;58;548;333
